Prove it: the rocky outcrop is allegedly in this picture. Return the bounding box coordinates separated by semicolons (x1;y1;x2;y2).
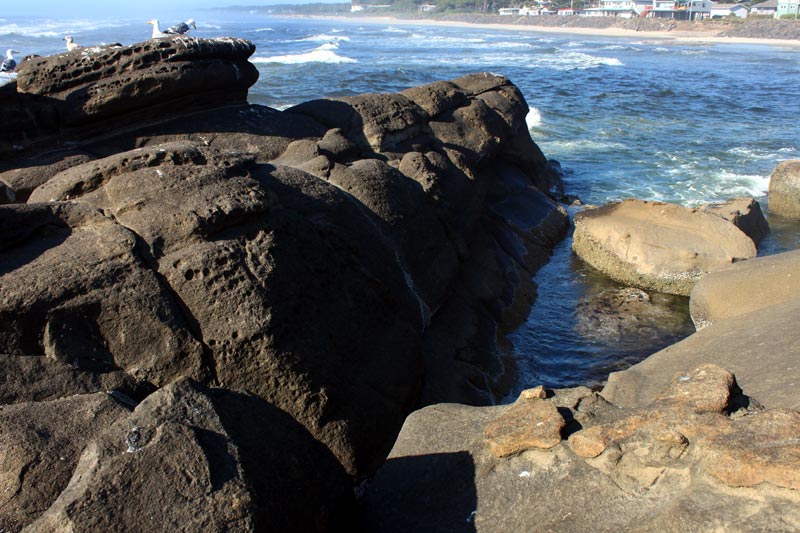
362;365;800;532
689;249;800;329
0;40;567;530
572;199;760;296
768;160;800;219
698;196;769;246
0;37;258;158
603;247;800;411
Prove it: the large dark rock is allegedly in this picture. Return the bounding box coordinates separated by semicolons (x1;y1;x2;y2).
1;64;567;529
0;37;258;158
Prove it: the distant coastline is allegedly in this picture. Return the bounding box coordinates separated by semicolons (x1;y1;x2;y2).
293;13;800;46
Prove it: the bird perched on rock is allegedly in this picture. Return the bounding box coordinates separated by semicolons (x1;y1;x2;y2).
1;49;18;72
64;36;81;52
146;19;166;39
164;19;196;35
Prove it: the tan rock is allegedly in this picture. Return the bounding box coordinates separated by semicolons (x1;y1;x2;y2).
572;199;757;296
484;399;565;457
654;364;735;414
520;385;546;400
690;249;800;329
703;408;800;490
768;160;800;219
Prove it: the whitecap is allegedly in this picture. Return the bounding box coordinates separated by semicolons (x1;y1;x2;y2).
383;27;409;33
252;49;356;65
315;42;340;51
251;28;274;32
299;33;350;43
526;106;543;129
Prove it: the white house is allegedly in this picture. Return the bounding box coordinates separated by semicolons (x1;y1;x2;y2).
710;3;749;16
776;0;800;17
584;0;656;17
650;0;712;19
750;0;778;15
498;7;522;14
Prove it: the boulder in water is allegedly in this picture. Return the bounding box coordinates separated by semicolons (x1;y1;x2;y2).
768;160;800;219
572;199;758;296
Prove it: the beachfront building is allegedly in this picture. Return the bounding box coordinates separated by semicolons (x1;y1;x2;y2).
583;0;656;17
499;7;522;14
649;0;712;19
419;3;437;11
776;0;800;17
709;3;749;17
750;0;778;15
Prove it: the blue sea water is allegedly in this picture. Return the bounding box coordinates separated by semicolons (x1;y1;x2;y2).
4;13;800;394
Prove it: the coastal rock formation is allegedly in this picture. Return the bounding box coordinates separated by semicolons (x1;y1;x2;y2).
572;199;760;296
690;249;800;329
698;197;769;246
362;365;800;532
768;160;800;219
0;37;567;530
604;248;800;411
0;36;258;158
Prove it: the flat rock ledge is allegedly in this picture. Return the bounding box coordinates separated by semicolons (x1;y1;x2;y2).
768;160;800;219
362;364;800;532
572;198;762;296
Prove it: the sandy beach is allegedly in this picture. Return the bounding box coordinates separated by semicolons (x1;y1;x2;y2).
306;14;800;47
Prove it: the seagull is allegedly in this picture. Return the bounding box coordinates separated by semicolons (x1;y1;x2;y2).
164;18;196;35
146;19;166;39
0;49;18;72
64;36;81;52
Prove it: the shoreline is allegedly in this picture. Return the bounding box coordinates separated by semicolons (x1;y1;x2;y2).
297;14;800;47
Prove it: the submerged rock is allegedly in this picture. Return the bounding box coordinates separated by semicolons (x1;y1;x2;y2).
572;199;758;296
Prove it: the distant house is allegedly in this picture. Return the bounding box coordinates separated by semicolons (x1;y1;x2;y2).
557;7;582;14
750;0;778;15
419;3;437;11
498;7;522;14
709;3;749;17
584;0;653;17
776;0;800;17
650;0;712;19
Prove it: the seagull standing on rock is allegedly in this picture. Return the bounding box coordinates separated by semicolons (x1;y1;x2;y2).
164;19;196;35
64;36;80;52
1;49;18;72
146;19;166;39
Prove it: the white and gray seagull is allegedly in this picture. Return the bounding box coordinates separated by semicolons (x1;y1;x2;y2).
64;36;81;52
164;18;196;35
146;19;166;39
1;49;18;72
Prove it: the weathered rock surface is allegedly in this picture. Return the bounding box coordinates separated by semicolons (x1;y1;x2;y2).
572;199;758;296
690;249;800;329
362;365;800;532
768;160;800;219
603;298;800;411
0;37;258;157
1;52;567;530
483;397;565;456
0;392;130;532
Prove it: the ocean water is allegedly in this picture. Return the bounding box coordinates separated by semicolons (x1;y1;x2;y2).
4;14;800;395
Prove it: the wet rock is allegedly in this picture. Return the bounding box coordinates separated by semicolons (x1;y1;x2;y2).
573;199;758;295
690;248;800;329
484;397;565;456
768;160;800;219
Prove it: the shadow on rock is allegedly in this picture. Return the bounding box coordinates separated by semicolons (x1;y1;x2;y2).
360;452;477;533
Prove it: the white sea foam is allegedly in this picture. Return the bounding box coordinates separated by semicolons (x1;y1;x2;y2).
299;33;350;43
251;27;273;32
0;19;126;38
383;27;409;33
252;47;356;65
541;139;627;152
539;51;622;70
526;106;543;129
